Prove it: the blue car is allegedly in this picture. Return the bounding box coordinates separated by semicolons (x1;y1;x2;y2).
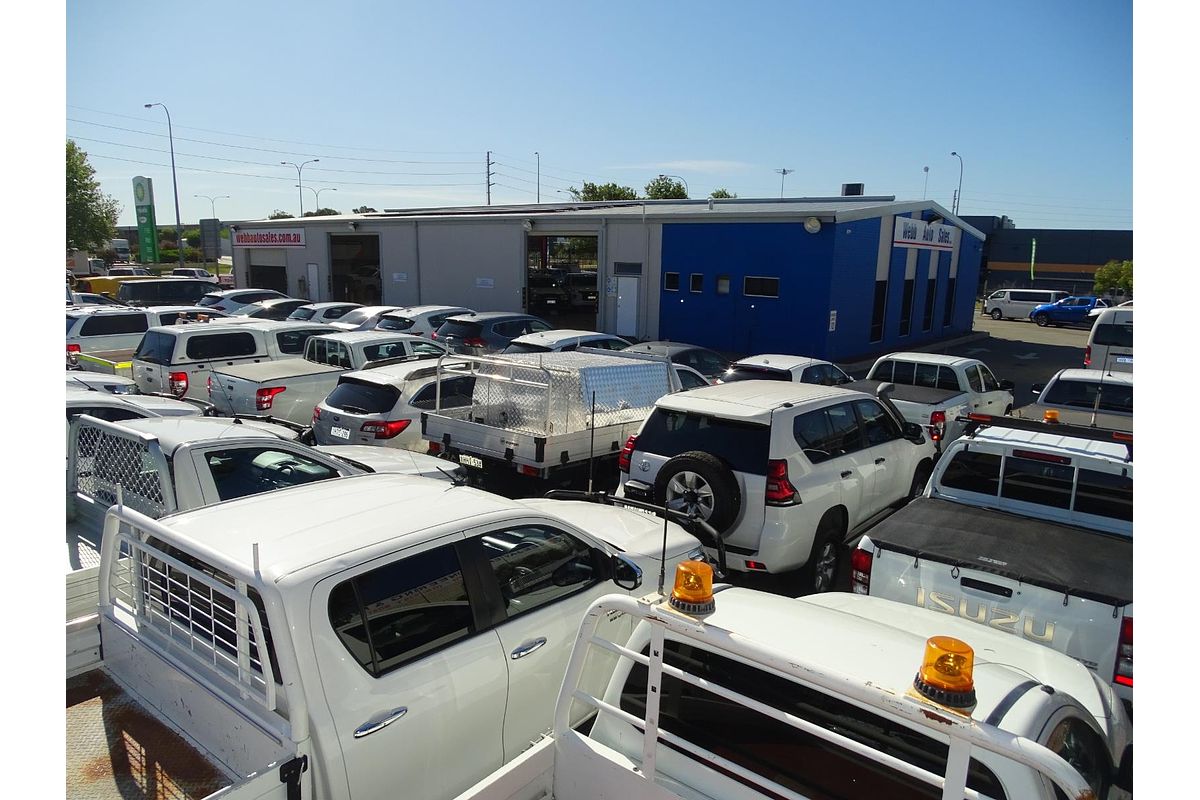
1029;295;1109;327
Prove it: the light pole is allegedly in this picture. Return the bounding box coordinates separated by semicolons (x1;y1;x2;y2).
282;159;320;216
950;151;963;215
535;151;540;202
922;166;930;201
194;193;229;219
775;168;794;198
145;102;184;268
657;173;689;198
297;185;336;211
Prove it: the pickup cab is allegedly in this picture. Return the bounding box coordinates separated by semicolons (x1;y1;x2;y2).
846;352;1013;449
66;474;705;800
207;331;449;424
451;563;1131;800
852;412;1133;711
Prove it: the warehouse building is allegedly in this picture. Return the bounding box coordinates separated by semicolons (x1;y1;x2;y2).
230;196;984;362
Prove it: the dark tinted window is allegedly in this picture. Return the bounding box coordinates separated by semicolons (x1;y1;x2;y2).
690;273;703;292
1093;321;1133;348
855;399;902;446
1074;468;1133;521
408;376;476;410
939;451;1002;495
377;316;415;331
205;447;339;502
681;349;729;377
899;278;915;336
792;408;839;463
118;280;209;304
328;543;473;677
134;330;175;364
922;278;936;331
1001;456;1073;509
65;405;146;423
185;332;258;360
942;278;956;327
676;369;709;390
480;526;598;617
288;307;317;320
324;305;354;320
744;276;779;298
636;410;770;475
503;342;552;354
79;314;148;336
870;279;887;342
325;379;400;414
720;365;790;383
664;272;680;291
619;641;1007;800
197;294;223;307
1041;379;1132;413
276;329;320;355
966;366;984;393
436;320;483;339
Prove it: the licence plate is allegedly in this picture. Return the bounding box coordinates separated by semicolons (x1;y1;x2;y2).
330;425;351;440
1116;356;1133;364
458;454;484;469
545;299;556;304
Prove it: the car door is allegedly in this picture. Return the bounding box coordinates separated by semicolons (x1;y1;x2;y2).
797;402;870;528
468;521;632;760
851;399;909;509
311;537;509;800
975;363;1011;412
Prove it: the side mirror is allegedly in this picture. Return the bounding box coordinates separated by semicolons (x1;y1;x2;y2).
902;422;926;443
611;553;643;591
999;379;1015;391
1030;382;1044;395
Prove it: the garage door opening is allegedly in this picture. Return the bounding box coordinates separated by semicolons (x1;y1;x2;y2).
330;235;382;304
525;235;599;329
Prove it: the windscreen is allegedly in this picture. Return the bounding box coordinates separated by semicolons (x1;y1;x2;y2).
719;365;790;383
324;379;400;414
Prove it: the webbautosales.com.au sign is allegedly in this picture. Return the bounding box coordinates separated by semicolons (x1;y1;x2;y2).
233;228;306;247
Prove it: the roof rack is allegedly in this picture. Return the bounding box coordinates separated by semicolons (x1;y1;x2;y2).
958;412;1132;462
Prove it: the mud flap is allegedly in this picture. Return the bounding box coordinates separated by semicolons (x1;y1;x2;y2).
280;755;308;800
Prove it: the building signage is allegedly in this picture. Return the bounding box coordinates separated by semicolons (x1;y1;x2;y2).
233;228;306;247
132;176;159;264
893;217;956;252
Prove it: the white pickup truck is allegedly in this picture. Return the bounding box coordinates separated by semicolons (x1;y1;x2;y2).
451;563;1131;800
852;412;1133;712
66;474;705;800
846;353;1014;450
207;330;448;423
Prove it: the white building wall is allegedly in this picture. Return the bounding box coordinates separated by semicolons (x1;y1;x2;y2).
416;221;525;311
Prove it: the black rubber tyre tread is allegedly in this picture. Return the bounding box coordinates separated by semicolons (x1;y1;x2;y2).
1035;313;1050;327
795;511;845;596
652;450;741;534
989;308;1003;320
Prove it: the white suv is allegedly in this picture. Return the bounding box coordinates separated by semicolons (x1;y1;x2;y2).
616;381;936;593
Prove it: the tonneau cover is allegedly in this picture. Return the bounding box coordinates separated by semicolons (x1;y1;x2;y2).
844;379;964;407
870;497;1131;606
212;358;339;383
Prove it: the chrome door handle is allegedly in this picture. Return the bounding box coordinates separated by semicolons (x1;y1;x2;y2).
510;637;548;660
354;707;408;738
840;470;852;479
874;458;885;465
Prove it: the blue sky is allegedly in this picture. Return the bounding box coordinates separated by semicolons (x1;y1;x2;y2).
64;0;1132;229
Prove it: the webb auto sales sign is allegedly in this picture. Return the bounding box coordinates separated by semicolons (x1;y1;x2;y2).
233;228;306;247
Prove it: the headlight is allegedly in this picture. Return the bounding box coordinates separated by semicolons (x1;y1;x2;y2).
686;546;707;563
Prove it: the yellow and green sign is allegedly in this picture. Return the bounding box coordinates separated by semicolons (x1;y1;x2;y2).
133;176;159;264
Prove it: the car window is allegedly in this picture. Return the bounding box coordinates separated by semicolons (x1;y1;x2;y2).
410;341;446;357
377;316;415;331
205;447;340;502
408;376;475;410
978;365;1000;392
325;379;400;414
1093;321;1133;348
636;410;770;475
493;321;523;338
311;339;352;367
854;399;902;447
792;408;839;464
528;320;553;333
721;365;790;383
825;402;864;455
1041;379;1133;413
479;525;599;618
276;329;319;355
1045;718;1110;799
1000;456;1074;509
65;405;146;423
324;305;353;320
79;314;148;336
134;330;175;364
185;332;258;360
363;342;408;362
675;369;709;390
327;543;474;678
437;320;483;338
966;366;984;393
938;451;1002;495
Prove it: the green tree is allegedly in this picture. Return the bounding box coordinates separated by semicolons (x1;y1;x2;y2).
1093;259;1133;295
567;181;639;201
268;209;295;219
353;205;377;213
644;176;688;199
66;140;120;253
303;207;341;217
181;227;201;247
710;188;737;199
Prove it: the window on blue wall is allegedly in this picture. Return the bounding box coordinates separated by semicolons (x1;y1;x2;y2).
869;280;887;343
716;276;731;295
899;279;915;336
690;274;704;293
744;277;779;298
942;278;956;327
923;278;937;331
664;272;680;291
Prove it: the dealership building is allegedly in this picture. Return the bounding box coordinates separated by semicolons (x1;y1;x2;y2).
230;196;985;361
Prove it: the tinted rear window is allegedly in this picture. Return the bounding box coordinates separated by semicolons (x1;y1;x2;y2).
185;332;258;360
325;379;400;414
408;376;476;410
938;450;1002;495
437;320;483;338
276;329;321;355
135;330;175;364
1041;379;1133;413
636;409;770;475
1074;469;1133;521
1092;321;1133;348
288;307;317;320
720;365;790;383
503;342;552;354
198;294;222;307
78;314;148;336
377;316;415;331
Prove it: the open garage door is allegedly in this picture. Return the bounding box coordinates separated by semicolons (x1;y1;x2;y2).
247;249;288;293
330;234;381;304
525;234;598;329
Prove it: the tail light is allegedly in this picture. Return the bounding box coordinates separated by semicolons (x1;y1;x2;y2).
255;386;286;410
850;548;872;594
428;441;442;454
361;419;411;439
929;410;946;442
312;406;322;422
206;376;213;397
1114;617;1132;688
430;331;439;339
464;336;487;348
618;435;638;473
1083;344;1092;368
169;371;188;397
765;459;798;505
67;343;81;353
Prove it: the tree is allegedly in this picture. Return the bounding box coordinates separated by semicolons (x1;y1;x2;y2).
1093;259;1133;295
181;227;201;248
66;140;120;253
303;207;341;217
710;188;737;199
567;181;639;201
353;205;377;213
644;176;688;200
268;209;295;219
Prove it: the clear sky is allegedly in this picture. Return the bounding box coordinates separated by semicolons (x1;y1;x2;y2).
64;0;1132;229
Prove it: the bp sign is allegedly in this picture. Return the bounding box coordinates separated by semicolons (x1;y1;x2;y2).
133;176;160;264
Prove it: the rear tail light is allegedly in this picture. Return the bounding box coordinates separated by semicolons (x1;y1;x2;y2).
430;331;439;339
1114;617;1132;688
428;441;442;454
517;464;540;477
312;406;322;422
618;435;638;473
206;376;213;397
850;548;873;594
169;371;188;397
929;410;946;442
765;459;798;505
1083;344;1092;368
464;336;487;348
66;343;81;353
361;419;411;439
255;386;286;410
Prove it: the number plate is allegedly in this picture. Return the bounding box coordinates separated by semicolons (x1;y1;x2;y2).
545;299;556;304
1116;356;1133;364
330;425;351;440
458;454;484;469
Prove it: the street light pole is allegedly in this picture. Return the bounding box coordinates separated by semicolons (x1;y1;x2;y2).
950;151;964;215
535;151;540;202
922;166;930;201
194;193;229;220
145;102;184;268
775;168;795;198
282;159;320;216
657;173;689;198
297;185;337;210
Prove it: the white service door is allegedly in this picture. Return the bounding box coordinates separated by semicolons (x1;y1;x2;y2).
306;262;320;301
616;276;639;337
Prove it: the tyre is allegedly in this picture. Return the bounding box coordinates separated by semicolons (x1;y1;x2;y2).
795;512;845;595
904;461;933;504
989;308;1002;320
1034;313;1050;327
653;451;741;534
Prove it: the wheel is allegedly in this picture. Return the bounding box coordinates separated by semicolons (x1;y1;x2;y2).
796;512;844;595
904;461;933;504
1003;405;1013;416
1034;313;1050;327
989;308;1002;320
653;451;741;534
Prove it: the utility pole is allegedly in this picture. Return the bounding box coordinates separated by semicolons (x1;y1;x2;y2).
486;151;495;206
535;151;540;202
775;168;795;198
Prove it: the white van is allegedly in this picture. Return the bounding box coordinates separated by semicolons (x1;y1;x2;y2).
1085;305;1133;373
983;288;1069;320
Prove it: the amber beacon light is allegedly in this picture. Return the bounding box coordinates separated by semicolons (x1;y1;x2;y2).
913;636;977;709
668;561;716;615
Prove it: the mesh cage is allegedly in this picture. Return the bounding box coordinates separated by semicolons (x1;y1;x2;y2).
72;421;170;518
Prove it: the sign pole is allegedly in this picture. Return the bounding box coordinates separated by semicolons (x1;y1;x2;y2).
1030;237;1038;282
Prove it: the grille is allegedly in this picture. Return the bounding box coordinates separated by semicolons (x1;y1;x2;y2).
72;421;171;518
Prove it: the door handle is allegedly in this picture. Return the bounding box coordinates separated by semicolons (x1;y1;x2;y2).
510;637;548;660
874;458;885;465
840;470;853;479
354;706;408;738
